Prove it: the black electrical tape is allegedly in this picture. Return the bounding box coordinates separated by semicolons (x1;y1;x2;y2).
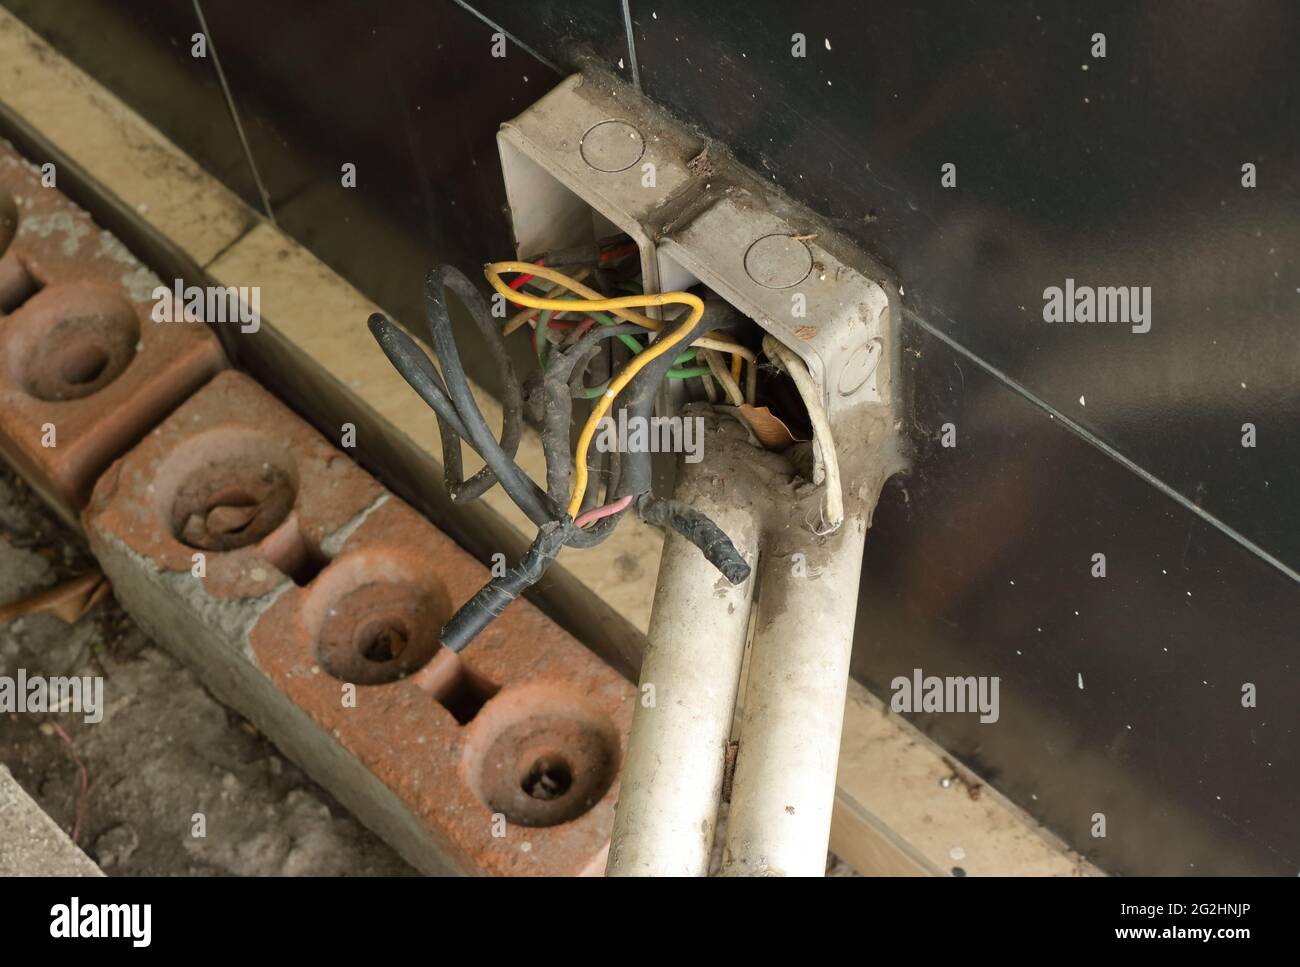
439;520;576;653
637;494;751;585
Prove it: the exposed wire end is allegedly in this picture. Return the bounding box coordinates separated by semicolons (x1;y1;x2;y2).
439;520;576;653
371;258;756;651
575;492;636;528
637;494;751;585
763;335;844;534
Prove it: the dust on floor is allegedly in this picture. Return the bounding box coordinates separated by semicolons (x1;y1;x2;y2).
0;463;858;878
0;465;415;875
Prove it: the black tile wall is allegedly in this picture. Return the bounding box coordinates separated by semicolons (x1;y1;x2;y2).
857;316;1300;874
626;0;1300;573
5;0;1297;873
2;0;260;207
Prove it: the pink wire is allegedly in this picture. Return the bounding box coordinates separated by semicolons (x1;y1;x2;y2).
573;493;635;528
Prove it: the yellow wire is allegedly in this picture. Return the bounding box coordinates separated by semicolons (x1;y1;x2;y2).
486;260;704;516
501;268;590;335
492;262;751;358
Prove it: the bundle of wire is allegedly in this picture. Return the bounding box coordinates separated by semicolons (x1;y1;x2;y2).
367;259;751;652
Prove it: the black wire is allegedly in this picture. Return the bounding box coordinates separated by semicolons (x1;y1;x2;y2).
422;266;558;526
367;263;753;652
540;323;643;549
367;314;469;439
638;494;751;584
540;325;643;470
614;309;712;499
440;519;577;652
434;270;526;505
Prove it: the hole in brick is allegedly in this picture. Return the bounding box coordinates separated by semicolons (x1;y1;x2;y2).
287;548;330;586
315;581;446;685
426;653;499;725
171;457;297;552
262;530;331;587
522;755;573;801
466;689;619;828
0;260;43;315
16;287;139;400
358;616;408;662
60;342;109;385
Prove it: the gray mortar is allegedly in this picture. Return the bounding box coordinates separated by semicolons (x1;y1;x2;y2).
16;209;90;257
0;466;415;876
94;230;164;302
320;492;390;558
88;517;468;875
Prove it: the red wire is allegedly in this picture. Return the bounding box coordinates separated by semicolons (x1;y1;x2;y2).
599;242;638;264
509;258;543;291
506;241;634;327
513;240;633;293
574;493;635;528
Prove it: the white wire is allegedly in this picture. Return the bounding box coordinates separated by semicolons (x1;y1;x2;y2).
702;349;745;406
762;335;844;533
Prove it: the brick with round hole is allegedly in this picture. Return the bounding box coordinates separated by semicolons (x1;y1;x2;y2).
83;370;633;876
0;139;226;524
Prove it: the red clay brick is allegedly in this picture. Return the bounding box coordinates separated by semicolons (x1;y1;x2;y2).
84;370;633;876
0;139;225;523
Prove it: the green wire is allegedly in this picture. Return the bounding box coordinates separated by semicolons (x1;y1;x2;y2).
576;365;710;400
538;290;706;398
583;309;644;355
545;296;704;363
666;366;710;379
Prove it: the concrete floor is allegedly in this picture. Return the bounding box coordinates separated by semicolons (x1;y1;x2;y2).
0;464;415;876
0;462;860;876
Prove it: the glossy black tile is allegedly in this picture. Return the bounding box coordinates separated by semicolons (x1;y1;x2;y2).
469;0;632;77
629;1;1300;571
855;316;1300;873
1;0;262;207
193;0;562;390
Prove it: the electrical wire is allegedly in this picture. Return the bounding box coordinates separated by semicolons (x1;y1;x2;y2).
485;260;706;516
702;348;745;406
574;493;635;528
503;269;590;335
762;334;844;533
487;260;758;403
369;261;752;652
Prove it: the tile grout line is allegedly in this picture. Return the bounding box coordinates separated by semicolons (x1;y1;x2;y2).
448;0;561;73
201;219;260;271
191;0;277;225
620;0;642;90
907;308;1300;586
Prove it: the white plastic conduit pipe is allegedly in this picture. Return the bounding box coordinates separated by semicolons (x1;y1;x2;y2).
607;405;878;877
605;493;759;876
